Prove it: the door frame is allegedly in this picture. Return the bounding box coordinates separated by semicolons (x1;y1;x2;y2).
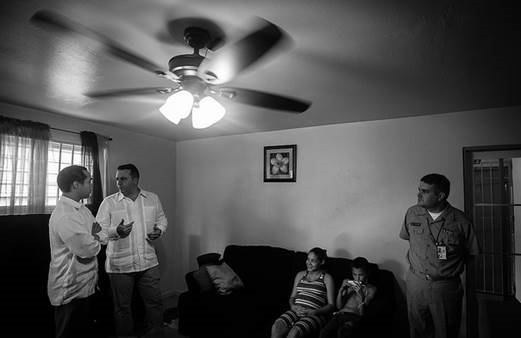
463;144;521;338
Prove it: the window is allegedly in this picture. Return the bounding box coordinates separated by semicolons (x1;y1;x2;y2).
46;141;93;209
0;136;31;208
1;116;107;215
0;139;93;213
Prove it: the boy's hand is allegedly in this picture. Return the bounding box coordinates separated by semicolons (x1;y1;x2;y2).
340;279;351;295
352;283;366;298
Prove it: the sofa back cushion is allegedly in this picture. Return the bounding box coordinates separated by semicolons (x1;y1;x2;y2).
223;245;295;301
324;256;354;290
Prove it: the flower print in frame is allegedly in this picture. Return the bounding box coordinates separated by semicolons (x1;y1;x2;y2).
263;144;297;182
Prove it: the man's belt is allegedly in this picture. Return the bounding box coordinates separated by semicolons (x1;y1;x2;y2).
410;266;458;282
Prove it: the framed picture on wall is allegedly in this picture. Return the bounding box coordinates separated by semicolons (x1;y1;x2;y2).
263;144;297;182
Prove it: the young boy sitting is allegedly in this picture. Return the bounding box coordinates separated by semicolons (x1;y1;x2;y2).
319;257;377;338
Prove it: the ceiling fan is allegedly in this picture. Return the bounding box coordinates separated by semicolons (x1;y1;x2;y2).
30;10;311;129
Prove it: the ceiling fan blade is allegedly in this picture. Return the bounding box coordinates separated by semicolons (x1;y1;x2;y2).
219;87;310;113
198;18;288;85
86;87;177;98
31;10;170;78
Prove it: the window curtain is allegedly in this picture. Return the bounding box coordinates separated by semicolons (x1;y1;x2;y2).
96;133;110;198
0;116;50;215
80;131;104;215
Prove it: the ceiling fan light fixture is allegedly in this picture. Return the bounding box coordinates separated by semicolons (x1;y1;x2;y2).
159;90;194;124
32;10;311;130
192;96;225;129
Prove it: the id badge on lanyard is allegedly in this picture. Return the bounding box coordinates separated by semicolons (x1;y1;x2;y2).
436;243;447;260
430;219;447;261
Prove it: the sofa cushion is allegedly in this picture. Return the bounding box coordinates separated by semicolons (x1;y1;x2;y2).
206;262;244;295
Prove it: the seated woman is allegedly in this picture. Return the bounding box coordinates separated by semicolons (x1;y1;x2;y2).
271;247;335;338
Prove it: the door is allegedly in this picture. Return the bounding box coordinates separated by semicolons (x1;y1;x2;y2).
463;145;521;338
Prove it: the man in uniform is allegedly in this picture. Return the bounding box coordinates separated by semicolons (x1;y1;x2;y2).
400;173;479;338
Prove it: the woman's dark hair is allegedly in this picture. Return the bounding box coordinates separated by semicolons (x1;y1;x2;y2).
351;256;370;273
57;165;88;193
309;247;328;262
117;163;140;179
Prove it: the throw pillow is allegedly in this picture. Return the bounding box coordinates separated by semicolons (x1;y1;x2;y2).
206;262;244;295
192;267;214;293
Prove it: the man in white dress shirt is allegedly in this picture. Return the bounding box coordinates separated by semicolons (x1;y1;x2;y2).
96;163;167;338
48;165;104;338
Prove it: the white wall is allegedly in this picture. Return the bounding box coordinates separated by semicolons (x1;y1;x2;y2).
0;103;177;296
175;106;521;295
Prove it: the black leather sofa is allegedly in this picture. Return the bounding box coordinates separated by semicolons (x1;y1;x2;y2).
178;244;399;338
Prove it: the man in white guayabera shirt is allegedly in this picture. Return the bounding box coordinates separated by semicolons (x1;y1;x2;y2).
96;163;167;338
48;165;105;338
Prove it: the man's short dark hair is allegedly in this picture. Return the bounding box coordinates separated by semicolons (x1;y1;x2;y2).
117;163;140;179
421;173;450;198
57;165;88;193
351;257;370;273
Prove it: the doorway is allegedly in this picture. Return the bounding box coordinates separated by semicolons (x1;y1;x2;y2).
463;145;521;338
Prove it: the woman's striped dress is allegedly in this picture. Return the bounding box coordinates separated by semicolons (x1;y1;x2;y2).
276;271;329;336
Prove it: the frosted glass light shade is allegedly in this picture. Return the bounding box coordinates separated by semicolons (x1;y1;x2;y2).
159;90;194;124
192;96;225;129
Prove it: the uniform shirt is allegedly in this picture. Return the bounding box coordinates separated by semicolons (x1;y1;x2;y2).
96;189;167;273
48;196;101;306
399;204;480;279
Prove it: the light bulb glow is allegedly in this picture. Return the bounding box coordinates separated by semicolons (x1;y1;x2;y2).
159;90;194;124
192;96;226;129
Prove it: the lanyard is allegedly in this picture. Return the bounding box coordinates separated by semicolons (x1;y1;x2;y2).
427;218;446;245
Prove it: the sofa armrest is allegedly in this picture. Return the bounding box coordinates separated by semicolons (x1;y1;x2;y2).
185;270;201;293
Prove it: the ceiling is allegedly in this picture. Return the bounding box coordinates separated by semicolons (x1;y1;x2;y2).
0;0;519;141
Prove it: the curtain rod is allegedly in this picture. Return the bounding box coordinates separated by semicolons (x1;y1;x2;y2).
51;127;112;141
0;98;112;140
